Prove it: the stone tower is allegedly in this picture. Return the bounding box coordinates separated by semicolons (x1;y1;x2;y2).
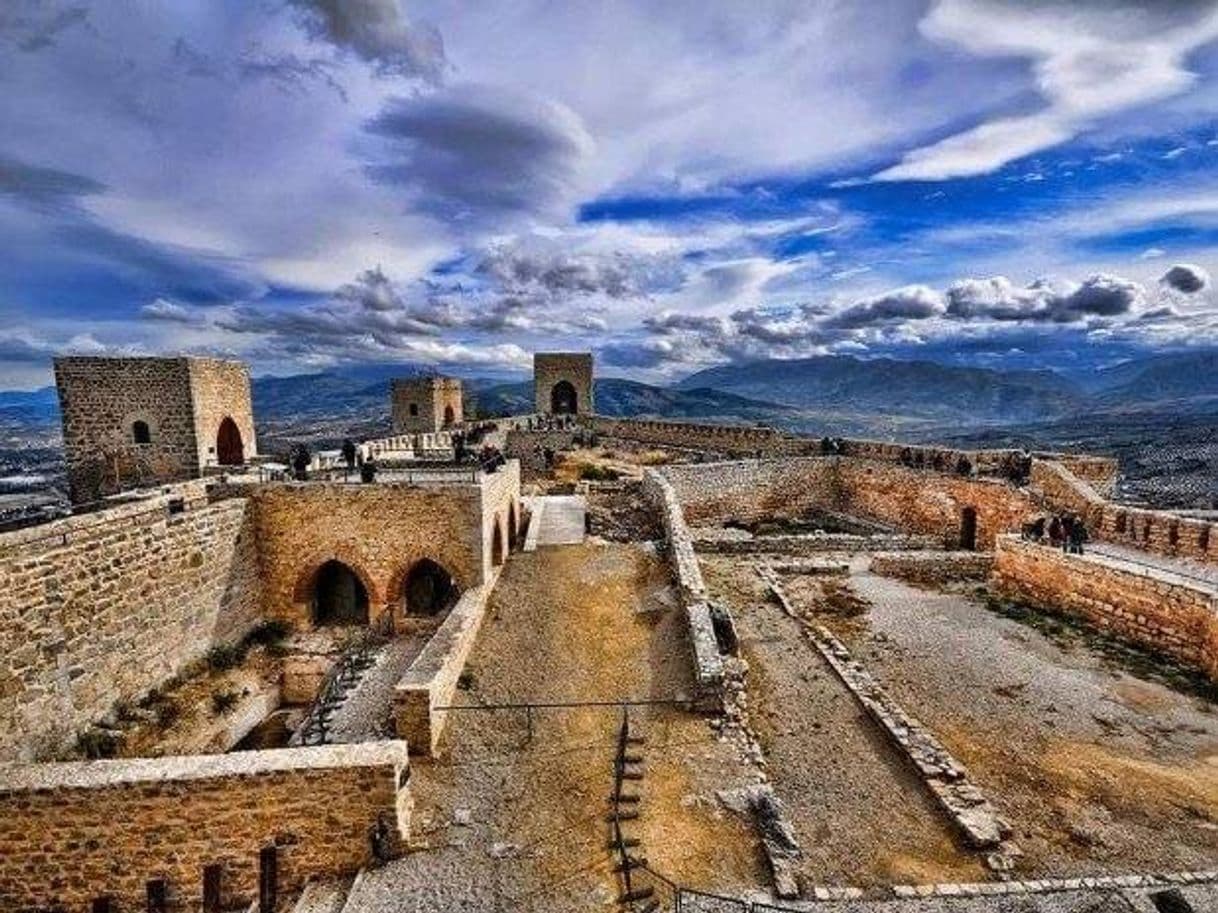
534;352;594;415
54;356;257;504
391;376;464;433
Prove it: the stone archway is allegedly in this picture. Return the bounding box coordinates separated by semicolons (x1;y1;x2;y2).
508;501;519;550
550;380;577;415
402;558;458;616
443;405;456;428
309;560;370;625
960;506;978;551
492;518;506;567
216;416;244;466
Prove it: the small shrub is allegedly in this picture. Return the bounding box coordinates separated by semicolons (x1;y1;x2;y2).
211;689;240;715
246;619;293;647
154;699;182;729
578;463;621;482
457;669;475;691
77;728;120;759
205;642;248;672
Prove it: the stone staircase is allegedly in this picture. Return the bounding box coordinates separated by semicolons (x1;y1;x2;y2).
290;645;382;747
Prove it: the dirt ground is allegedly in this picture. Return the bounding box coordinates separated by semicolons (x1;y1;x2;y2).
701;556;986;889
358;540;765;912
777;564;1218;878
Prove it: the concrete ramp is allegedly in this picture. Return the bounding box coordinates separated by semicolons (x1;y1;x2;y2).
532;495;586;546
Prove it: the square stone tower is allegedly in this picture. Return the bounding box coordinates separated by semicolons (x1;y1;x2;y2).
391;376;464;433
54;356;257;504
534;352;594;415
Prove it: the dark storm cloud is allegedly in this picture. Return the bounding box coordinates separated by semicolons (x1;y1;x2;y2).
289;0;446;82
476;248;636;299
1160;263;1210;294
0;155;105;213
945;274;1145;323
363;85;592;224
824;285;944;329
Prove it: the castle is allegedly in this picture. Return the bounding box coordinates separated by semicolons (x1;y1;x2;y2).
0;349;1214;913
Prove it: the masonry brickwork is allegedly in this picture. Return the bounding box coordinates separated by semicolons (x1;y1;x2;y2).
0;742;410;913
0;481;261;762
251;463;520;631
870;551;996;585
992;535;1218;681
55;356;256;504
534;352;594;415
660;458;1040;549
391;376;464;433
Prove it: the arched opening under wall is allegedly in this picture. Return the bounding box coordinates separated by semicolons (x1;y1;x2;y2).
492;519;506;567
508;501;519;550
311;560;370;626
960;506;978;551
132;420;152;445
216;416;244;466
403;559;458;616
550;380;577;415
443;405;455;427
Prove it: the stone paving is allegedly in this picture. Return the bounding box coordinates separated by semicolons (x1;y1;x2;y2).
534;494;587;546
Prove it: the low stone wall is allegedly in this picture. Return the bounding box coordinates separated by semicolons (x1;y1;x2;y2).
692;530;940;555
871;551;995;585
504;429;583;477
991;535;1218;680
0;481;261;762
640;470;725;705
0;742;410;912
393;575;499;755
660;458;1039;550
1033;460;1218;565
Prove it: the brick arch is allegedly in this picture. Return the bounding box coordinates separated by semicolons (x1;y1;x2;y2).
290;553;384;626
491;513;507;567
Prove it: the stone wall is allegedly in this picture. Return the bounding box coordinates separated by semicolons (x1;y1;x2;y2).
992;535;1218;680
640;469;725;705
0;482;261;762
0;742;410;913
55;356;199;503
870;551;995;585
188;357;257;470
504;428;582;477
660;458;1039;549
392;376;464;433
394;576;498;754
1033;460;1218;565
534;352;594;415
253;464;520;630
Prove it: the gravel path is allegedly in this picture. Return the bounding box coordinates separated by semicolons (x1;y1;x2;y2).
841;570;1218;876
326;631;435;743
343;542;763;911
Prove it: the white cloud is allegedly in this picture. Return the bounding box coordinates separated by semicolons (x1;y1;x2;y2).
872;0;1218;181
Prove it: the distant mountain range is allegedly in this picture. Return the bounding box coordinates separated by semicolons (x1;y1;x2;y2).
4;349;1218;439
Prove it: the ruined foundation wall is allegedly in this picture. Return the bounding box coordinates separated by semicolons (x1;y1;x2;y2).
0;742;410;913
660;458;1039;549
992;536;1218;681
0;483;261;762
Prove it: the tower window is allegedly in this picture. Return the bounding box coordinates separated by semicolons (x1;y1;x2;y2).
132;420;152;444
409;403;419;416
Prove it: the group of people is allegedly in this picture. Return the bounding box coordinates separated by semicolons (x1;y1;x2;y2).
1022;512;1089;554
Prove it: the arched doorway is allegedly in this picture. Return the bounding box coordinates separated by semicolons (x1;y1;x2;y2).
550;380;577;415
443;405;455;428
404;559;457;616
311;560;369;625
508;502;519;550
216;416;244;466
960;507;978;551
492;519;506;567
132;420;152;445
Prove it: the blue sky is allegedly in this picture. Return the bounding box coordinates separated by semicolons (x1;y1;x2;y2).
0;0;1217;388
